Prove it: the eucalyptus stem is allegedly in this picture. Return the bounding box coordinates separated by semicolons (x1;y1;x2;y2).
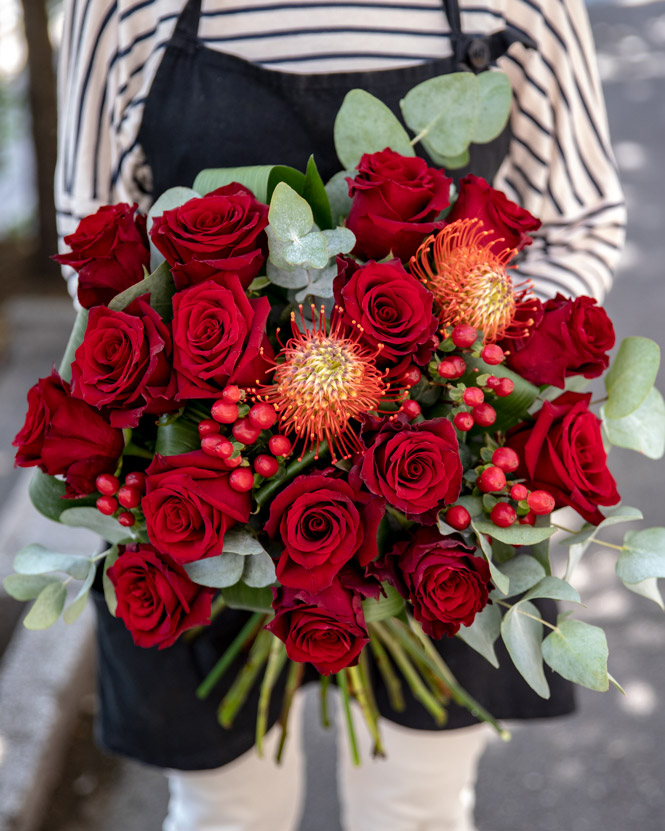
370;621;446;726
369;632;405;712
337;669;360;767
347;665;385;757
218;629;272;729
320;673;332;728
494;599;557;631
256;636;288;757
276;661;305;764
255;441;330;507
196;612;265;700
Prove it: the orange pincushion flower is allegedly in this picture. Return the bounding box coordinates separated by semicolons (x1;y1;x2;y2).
253;307;394;461
409;218;527;342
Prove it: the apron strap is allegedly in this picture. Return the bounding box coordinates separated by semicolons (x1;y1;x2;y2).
173;0;202;40
442;0;462;39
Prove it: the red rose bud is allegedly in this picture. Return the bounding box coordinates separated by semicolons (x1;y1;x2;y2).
454;412;474;432
229;467;255;492
198;419;221;437
486;376;501;390
97;495;118;515
96;473;120;496
117;485;141;509
221;385;242;403
400;365;422;387
269;434;292;457
451;324;477;350
481;344;504;365
477;466;507;493
401;399;421;420
491;447;520;473
472;403;496;427
437;355;466;380
254;454;279;478
519;511;536;526
118;511;136;527
232;418;262;445
124;471;146;492
495;378;514;398
463;387;484;407
445;505;472;530
201;434;225;456
527;490;556;516
211;400;239;424
248;402;278;430
490;502;517;528
510;483;529;501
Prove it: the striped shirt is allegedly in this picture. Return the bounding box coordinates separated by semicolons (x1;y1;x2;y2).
55;0;626;303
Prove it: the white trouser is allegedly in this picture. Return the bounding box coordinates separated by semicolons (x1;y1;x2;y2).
163;691;489;831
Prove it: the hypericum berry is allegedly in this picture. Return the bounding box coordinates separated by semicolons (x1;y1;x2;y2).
477;466;507;493
463;387;484;407
118;511;136;527
528;490;556;515
254;454;279;478
492;447;520;473
232;418;262;445
437;355;466;380
223;454;243;469
486;376;501;391
198;419;221;437
402;399;421;419
248;402;278;430
201;434;224;456
472;403;496;427
495;378;514;398
214;438;234;459
446;505;472;530
481;344;505;365
400;364;422;387
451;324;477;350
510;483;529;501
211;400;239;424
269;435;292;457
229;467;254;492
454;412;474;432
117;485;141;510
96;474;120;496
519;511;536;526
124;472;146;492
490;502;517;528
221;385;242;404
96;495;118;516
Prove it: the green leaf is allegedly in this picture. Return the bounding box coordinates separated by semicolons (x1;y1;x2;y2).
59;507;135;545
284;232;329;269
501;600;550;698
531;538;552;576
623;577;664;610
602;387;665;459
456;602;501;668
223;529;270;557
322;227;355;257
295;264;339;303
400;72;479;159
565;543;587;582
102;546;119;617
155;415;200;456
522;576;582;604
2;573;61;601
463;356;540;431
542;617;609;692
108;260;176;321
59;308;89;382
472;71;512;144
473;519;556;546
23;581;67;630
473;523;510;595
266;166;307;202
14;544;93;580
559;505;643;548
454;495;484;518
28;469;97;522
303;155;334;230
221;582;274;614
427;147;470;170
604;336;660;419
325;169;354;225
334;89;415;170
494;555;546;599
185;552;245;588
362;584;405;623
269;182;314;242
63;563;97;624
616;527;665;585
193;165;276;202
242;551;277;588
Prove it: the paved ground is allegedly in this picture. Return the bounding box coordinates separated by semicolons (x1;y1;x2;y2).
1;2;664;829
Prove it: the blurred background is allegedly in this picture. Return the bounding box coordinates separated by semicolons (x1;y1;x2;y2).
0;1;664;829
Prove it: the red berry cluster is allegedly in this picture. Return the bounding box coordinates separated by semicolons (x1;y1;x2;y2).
95;471;146;527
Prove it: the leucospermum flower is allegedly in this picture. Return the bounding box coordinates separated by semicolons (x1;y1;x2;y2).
253;306;400;460
410;218;532;343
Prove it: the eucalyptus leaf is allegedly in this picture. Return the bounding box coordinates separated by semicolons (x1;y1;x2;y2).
266;261;309;291
223;529;270;557
103;546;119;617
242;551;277;588
269;182;314;242
473;524;510;595
284;232;329;269
363;584;405;623
456;602;501;668
531;538;552;576
185;552;245;588
108;260;176;321
472;71;512;144
295;264;338;303
426;146;470;170
616;527;665;585
602;387;665;459
63;563;97;624
604;336;660;419
325;169;354;224
59;308;89;382
542;617;609;692
493;555;546;599
14;544;93;580
454;495;484;518
221;582;274;614
565;542;588;582
28;469;97;522
334;89;415;170
473;519;555;546
522;576;582;604
2;573;61;601
59;507;135;545
559;505;643;548
322;227;355;257
23;581;67;630
501;599;550;698
624;577;664;610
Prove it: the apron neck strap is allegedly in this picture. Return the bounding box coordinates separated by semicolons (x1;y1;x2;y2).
174;0;202;39
442;0;462;38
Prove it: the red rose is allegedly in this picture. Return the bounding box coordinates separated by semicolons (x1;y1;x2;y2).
266;580;369;675
506;391;620;524
12;370;124;496
54;203;150;309
447;174;541;254
142;451;251;563
346;148;452;261
504;294;615;388
333;257;438;377
108;543;215;649
150;184;269;290
70;296;178;428
264;473;384;593
373;528;491;639
352;414;462;524
172;278;273;398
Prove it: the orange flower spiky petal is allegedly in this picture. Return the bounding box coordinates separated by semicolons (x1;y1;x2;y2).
409;218;529;343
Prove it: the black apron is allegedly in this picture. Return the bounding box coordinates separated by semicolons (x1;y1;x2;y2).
91;0;573;770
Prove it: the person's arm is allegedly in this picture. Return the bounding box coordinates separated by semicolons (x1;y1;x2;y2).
496;0;625;302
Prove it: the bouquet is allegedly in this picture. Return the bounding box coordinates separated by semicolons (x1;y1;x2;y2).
6;71;665;762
